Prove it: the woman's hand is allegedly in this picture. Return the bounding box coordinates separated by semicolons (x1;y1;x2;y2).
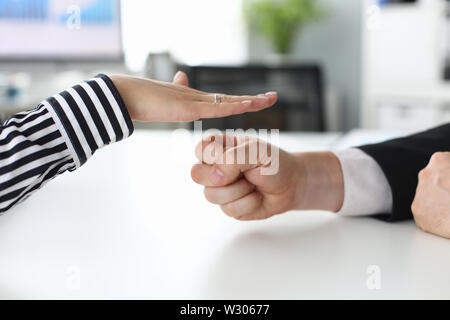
110;72;278;122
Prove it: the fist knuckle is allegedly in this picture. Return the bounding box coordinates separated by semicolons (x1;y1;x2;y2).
220;204;236;218
418;168;430;180
430;152;449;165
190;166;199;183
204;187;216;203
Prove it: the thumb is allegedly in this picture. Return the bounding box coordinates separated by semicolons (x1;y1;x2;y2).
202;138;273;186
173;71;189;87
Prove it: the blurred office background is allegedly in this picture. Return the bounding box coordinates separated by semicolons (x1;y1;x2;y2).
1;0;450;133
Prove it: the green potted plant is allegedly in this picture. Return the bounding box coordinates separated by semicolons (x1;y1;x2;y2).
244;0;326;63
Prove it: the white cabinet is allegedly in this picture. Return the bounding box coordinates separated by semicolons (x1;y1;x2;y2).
375;95;450;132
361;0;449;130
375;97;437;131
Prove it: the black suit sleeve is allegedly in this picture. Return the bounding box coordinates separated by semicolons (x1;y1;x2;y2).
358;123;450;221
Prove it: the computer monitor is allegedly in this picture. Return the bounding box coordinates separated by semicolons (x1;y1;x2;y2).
0;0;123;62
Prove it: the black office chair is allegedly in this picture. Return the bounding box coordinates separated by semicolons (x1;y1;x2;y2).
179;65;325;132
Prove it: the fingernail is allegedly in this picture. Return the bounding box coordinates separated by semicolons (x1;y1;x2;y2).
242;100;252;105
265;91;277;96
174;71;182;80
211;168;224;184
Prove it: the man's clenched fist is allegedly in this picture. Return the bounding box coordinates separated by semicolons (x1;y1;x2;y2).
191;135;345;221
412;152;450;239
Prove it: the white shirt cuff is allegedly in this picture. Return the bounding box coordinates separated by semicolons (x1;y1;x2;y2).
333;148;393;216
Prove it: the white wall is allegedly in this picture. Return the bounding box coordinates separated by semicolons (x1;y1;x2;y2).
248;0;364;130
121;0;248;72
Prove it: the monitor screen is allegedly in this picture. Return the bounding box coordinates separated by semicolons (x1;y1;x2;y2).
0;0;122;61
377;0;416;4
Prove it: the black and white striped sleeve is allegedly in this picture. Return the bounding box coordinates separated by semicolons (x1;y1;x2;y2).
0;74;134;214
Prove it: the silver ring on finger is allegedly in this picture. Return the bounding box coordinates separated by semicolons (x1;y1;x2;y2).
214;94;224;104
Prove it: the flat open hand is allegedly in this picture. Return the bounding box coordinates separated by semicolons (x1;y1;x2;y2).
110;72;278;122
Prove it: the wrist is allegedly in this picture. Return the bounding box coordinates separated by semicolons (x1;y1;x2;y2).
292;151;344;212
109;74;139;121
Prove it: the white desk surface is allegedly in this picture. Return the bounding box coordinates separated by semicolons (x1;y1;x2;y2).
0;130;449;300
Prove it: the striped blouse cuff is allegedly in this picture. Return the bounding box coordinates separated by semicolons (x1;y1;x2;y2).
42;74;134;168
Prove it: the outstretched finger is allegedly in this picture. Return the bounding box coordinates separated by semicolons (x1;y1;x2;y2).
223;92;278;110
194;97;276;119
196;92;278;111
